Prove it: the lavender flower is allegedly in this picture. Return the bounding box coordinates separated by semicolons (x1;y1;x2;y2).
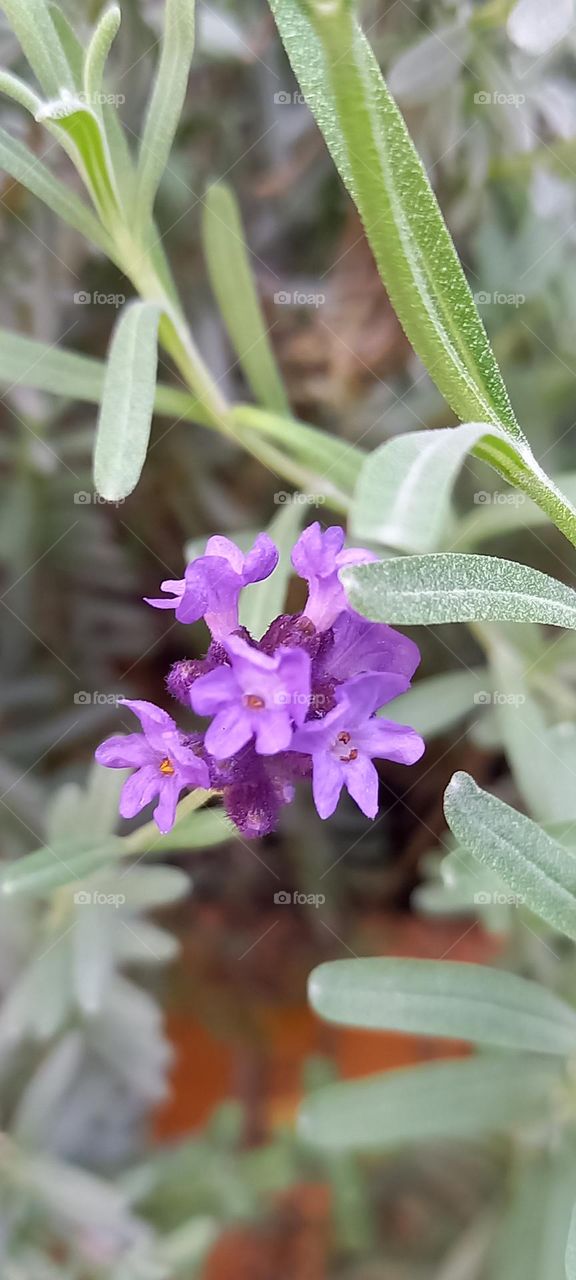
95;699;209;833
190;633;311;757
290;674;425;819
145;534;278;638
97;523;425;836
291;523;377;630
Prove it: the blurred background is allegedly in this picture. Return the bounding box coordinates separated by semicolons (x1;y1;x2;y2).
2;0;576;1275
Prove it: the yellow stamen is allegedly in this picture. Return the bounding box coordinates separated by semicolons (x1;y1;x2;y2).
159;756;175;775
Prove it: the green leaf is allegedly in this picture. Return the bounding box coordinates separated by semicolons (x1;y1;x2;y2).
93;301;161;501
349;422;545;553
230;403;363;498
203;183;289;415
453;471;576;549
385;668;488;737
36;91;121;223
268;0;519;437
83;5;121;109
0;70;42;115
135;0;196;234
0;0;73;97
239;498;303;637
489;1146;576;1280
0;127;113;254
444;772;576;940
299;1055;562;1151
0;329;212;427
342;553;576;630
308;958;576;1055
567;1201;576;1280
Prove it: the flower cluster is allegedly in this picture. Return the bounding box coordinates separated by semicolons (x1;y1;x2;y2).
96;524;425;836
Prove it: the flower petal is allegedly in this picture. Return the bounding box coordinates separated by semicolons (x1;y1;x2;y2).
153;776;182;834
356;718;425;765
253;709;293;755
95;733;153;769
344;755;380;819
312;752;344;819
204;706;253;758
119;766;160;820
189;665;238;715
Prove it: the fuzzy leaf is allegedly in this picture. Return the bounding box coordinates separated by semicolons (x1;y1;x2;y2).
309;958;576;1055
342;553;576;629
94;301;161;501
444;772;576;941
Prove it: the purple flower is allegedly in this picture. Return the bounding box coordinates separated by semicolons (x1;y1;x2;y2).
291;523;377;630
145;534;278;639
314;611;421;683
190;633;311;758
95;699;210;833
290;674;425;820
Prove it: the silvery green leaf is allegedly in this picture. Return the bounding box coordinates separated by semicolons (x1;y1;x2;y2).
507;0;574;55
106;865;189;909
268;0;520;436
203;183;289;414
489;1146;576;1280
72;899;115;1015
239;498;304;637
94;301;161;501
48;763;126;843
444;772;576;940
114;920;179;966
388;23;471;107
384;668;488;737
567;1201;576;1279
0;0;73;97
308;958;576;1055
299;1055;561;1151
135;0;196;234
0;127;113;253
83;5;121;110
12;1032;84;1145
0;70;42;114
144;803;234;851
342;553;576;629
0;329;213;427
349;423;561;554
0;943;73;1048
488;635;576;824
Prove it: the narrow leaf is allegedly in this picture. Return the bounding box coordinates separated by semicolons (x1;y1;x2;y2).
309;958;576;1055
299;1055;561;1151
0;0;73;98
94;301;161;501
567;1201;576;1280
36;92;120;222
83;6;121;108
203;183;289;414
342;553;576;630
268;0;520;436
0;127;113;253
135;0;196;232
444;772;576;940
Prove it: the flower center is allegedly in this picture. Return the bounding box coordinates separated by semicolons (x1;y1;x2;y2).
159;756;175;775
335;730;358;763
243;693;266;710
